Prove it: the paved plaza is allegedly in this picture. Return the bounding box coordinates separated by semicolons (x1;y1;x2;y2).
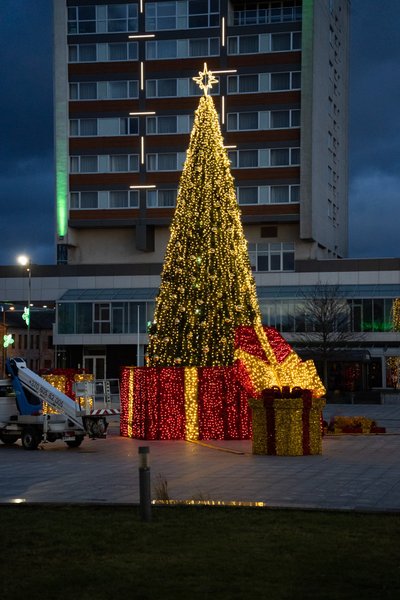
1;404;400;512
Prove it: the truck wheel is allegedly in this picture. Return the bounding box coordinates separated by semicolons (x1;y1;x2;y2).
65;436;84;448
0;433;20;445
21;427;41;450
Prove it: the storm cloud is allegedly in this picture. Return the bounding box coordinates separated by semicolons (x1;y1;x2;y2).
0;0;54;265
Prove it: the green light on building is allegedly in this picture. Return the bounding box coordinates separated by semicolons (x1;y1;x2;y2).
3;334;14;348
56;160;68;238
22;307;30;327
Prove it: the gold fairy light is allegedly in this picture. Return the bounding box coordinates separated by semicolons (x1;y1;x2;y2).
192;62;219;96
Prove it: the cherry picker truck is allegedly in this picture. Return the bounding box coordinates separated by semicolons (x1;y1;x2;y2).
0;357;119;450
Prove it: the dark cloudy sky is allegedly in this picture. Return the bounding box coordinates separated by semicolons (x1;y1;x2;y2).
0;0;399;265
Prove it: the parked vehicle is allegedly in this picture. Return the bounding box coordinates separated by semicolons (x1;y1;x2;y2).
0;358;119;450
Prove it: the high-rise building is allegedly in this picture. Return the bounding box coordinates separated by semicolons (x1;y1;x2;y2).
54;0;350;268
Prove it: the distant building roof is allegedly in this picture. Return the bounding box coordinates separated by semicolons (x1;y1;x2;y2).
59;288;157;301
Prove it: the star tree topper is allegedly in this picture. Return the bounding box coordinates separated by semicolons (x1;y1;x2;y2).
193;63;219;96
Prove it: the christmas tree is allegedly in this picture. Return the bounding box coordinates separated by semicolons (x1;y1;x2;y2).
146;64;325;399
147;65;261;368
121;64;325;442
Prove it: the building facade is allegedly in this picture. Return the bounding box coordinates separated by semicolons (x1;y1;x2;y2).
54;0;350;266
2;259;400;402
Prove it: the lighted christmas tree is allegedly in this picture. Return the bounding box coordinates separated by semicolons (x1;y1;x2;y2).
147;64;261;368
146;64;325;400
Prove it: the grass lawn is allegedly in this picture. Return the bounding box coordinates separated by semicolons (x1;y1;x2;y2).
0;505;399;600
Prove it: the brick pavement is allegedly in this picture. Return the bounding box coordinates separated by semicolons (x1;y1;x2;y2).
1;404;400;511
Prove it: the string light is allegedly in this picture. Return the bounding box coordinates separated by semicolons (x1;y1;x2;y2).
249;395;325;455
119;80;325;444
184;367;199;440
147;94;260;368
42;371;94;413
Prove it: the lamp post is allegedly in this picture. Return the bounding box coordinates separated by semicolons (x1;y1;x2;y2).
17;255;31;367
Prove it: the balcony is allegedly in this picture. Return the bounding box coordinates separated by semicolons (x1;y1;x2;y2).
232;5;302;27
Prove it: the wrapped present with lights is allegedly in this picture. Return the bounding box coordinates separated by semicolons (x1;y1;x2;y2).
248;388;326;456
41;369;94;413
120;364;252;441
235;324;326;455
329;416;385;435
120;324;325;442
234;324;325;400
236;325;326;454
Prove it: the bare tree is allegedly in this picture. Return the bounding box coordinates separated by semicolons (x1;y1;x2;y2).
294;284;361;388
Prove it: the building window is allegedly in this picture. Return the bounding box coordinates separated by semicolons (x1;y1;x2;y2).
70;156;98;173
70;191;98;209
70;190;139;209
146;115;192;135
69;42;138;63
107;3;138;32
70;117;138;137
146;77;218;98
109;191;139;208
349;298;394;333
227;32;301;54
69;44;97;62
271;185;300;203
147;78;177;97
110;155;139;172
147;153;186;172
146;37;219;60
271;71;301;90
70;80;139;100
271;109;300;128
228;74;260;94
94;303;110;334
228;148;300;168
58;301;155;335
67;4;138;35
70;154;139;174
270;148;300;166
145;0;219;31
271;31;301;51
227;72;300;94
236;185;300;205
147;189;177;207
228;34;262;54
68;5;96;34
231;2;302;26
237;187;260;205
227;110;300;131
248;242;295;272
227;112;260;131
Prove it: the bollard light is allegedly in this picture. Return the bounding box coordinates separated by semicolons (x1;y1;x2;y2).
138;446;151;522
138;445;149;469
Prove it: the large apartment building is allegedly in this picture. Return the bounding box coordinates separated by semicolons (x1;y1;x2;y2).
54;0;350;268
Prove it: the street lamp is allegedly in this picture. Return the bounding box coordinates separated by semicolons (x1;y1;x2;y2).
17;255;32;366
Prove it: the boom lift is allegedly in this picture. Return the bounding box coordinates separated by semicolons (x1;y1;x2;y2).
0;358;118;450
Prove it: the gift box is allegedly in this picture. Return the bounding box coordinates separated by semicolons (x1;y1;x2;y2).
248;388;326;455
330;416;379;435
41;370;94;413
329;416;387;435
120;365;252;441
